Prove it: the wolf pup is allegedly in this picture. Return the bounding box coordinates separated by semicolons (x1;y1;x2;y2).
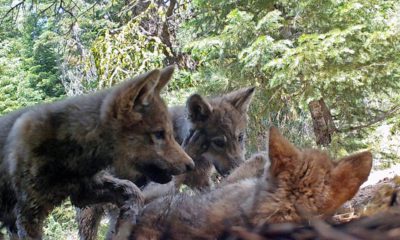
128;127;372;240
77;87;256;240
171;87;255;186
0;66;194;239
144;86;257;199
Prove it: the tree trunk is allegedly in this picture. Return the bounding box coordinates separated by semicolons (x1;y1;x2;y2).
308;98;336;146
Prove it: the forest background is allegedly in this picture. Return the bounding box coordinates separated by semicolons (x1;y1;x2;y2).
0;0;400;239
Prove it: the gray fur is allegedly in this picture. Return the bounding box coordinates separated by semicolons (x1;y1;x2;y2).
0;66;194;239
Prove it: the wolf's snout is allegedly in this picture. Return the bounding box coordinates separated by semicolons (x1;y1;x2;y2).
172;158;195;175
186;161;195;171
169;141;195;174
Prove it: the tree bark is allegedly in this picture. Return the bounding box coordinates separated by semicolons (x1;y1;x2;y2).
308;98;336;146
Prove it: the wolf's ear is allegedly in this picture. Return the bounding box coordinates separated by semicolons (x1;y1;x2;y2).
155;65;175;93
224;87;255;113
101;69;161;122
329;151;372;207
267;126;300;179
186;94;213;123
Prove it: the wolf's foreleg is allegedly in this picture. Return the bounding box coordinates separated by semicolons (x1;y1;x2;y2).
175;129;213;189
6;223;19;240
103;206;120;240
76;204;105;240
14;193;50;240
71;171;144;239
222;152;268;186
179;157;213;190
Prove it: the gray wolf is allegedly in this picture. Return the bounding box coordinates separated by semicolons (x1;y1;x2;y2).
77;87;256;239
0;66;193;239
128;126;372;239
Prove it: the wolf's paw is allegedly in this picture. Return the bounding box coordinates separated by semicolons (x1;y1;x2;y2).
249;152;269;165
119;203;140;222
118;180;145;207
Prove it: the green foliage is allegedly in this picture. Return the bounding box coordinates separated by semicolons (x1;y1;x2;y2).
43;200;77;240
22;16;64;98
0;2;67;114
91;17;167;89
180;0;400;155
1;0;400;237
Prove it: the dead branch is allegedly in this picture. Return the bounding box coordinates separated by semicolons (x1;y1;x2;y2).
0;1;25;23
340;105;400;132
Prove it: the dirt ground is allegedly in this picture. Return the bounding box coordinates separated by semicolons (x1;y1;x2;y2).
336;171;400;222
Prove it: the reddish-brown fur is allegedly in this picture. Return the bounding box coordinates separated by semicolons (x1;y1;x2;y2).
128;127;372;240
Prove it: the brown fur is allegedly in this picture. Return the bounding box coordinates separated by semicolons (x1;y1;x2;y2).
77;87;256;240
128;127;373;240
75;204;105;240
222;152;268;186
174;87;255;176
140;87;256;203
0;66;194;239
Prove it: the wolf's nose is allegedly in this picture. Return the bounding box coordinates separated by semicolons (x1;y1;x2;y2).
186;162;195;171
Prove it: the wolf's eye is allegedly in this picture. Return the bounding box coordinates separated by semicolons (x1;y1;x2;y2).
238;133;244;142
211;136;226;149
153;131;165;140
213;139;225;148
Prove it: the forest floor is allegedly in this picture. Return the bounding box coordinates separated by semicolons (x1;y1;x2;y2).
363;164;400;187
336;164;400;221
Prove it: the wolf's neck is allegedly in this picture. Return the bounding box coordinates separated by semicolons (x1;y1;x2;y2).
249;183;300;225
61;91;115;161
203;180;295;234
192;179;262;235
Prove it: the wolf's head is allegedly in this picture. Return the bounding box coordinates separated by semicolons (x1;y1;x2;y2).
186;87;255;176
260;127;372;220
101;66;194;184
